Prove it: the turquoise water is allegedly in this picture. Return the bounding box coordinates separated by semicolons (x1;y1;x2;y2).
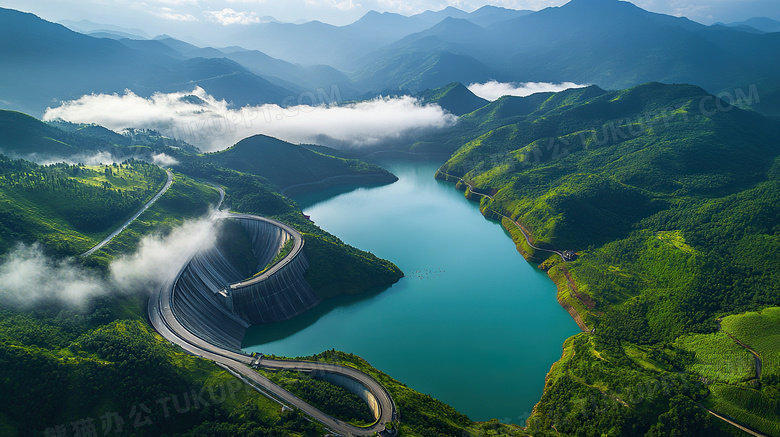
243;160;579;424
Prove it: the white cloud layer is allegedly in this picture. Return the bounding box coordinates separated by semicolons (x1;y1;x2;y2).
0;215;218;309
468;80;587;101
43;87;457;151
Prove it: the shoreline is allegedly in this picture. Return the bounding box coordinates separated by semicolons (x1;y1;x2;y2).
280;172;398;197
496;214;591;333
435;170;591;332
435;171;594;430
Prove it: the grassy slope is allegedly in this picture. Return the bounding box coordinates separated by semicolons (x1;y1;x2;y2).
432;82;780;436
0;157;167;257
721;307;780;380
695;307;780;435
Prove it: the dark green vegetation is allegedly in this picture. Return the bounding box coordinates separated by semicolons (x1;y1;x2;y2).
83;172;222;269
432;81;780;436
0;302;325;437
168;138;404;299
0;109;195;164
0;110;114;157
0;156;166;256
418;82;490;116
256;369;375;425
204;134;397;192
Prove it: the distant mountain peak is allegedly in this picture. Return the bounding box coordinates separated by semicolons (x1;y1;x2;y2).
418;82;489;116
561;0;640;12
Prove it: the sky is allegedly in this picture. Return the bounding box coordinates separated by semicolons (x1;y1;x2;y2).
1;0;779;39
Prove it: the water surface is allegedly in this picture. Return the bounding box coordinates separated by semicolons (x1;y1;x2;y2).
244;161;579;423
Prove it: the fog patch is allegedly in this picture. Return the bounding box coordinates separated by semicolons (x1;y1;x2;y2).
0;214;218;309
151;153;179;167
43;88;457;152
110;214;218;291
8;150;118;166
468;81;587;101
0;243;106;309
4;149;168;167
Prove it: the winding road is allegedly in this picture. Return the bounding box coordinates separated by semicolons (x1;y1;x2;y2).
81;168;174;257
147;195;397;435
80;168;398;435
437;171;570;262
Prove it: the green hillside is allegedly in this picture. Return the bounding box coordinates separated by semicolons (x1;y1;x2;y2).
0;110;110;157
433;82;780;436
418;82;490;116
0;157;167;256
204;134;397;192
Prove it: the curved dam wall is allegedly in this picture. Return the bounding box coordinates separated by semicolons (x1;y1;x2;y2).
171;216;321;351
229;218;320;325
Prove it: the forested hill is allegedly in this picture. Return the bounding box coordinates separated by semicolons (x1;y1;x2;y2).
0;110;115;158
0;157;168;256
439;82;779;248
203;134;397;191
435;82;780;436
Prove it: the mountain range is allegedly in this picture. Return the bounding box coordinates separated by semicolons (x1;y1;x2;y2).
4;1;780;118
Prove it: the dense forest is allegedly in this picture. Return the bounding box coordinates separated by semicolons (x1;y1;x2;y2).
434;82;780;436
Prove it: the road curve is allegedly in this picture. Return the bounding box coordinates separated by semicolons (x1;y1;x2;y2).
226;213;304;291
437;170;568;262
82;168;174;257
148;210;397;436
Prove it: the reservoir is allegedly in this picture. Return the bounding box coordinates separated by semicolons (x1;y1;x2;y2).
243;160;579;424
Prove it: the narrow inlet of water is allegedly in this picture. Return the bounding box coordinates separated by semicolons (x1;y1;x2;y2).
243;160;579;424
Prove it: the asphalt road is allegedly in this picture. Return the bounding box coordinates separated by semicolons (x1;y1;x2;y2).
81;168;174;257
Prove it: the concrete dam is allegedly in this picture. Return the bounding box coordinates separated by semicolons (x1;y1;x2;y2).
171;214;321;351
149;210;399;435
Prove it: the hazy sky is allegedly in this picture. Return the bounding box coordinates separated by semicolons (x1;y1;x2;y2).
2;0;778;36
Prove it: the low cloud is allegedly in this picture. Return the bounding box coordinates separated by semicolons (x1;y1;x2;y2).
151;153;179;167
7;150;173;167
11;150;118;166
204;8;261;25
0;214;218;309
468;81;587;101
110;214;218;291
43;87;458;152
0;243;106;308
